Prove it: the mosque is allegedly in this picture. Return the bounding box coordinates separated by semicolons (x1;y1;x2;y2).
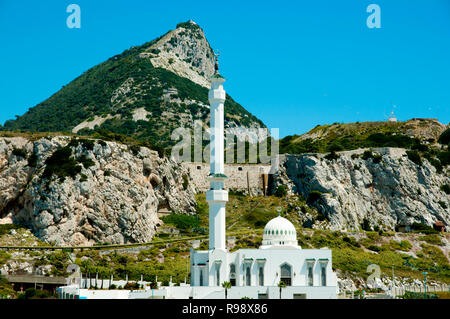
56;59;338;300
187;63;337;299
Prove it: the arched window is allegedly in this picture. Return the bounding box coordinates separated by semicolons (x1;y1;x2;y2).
280;263;292;286
321;265;326;286
258;266;264;286
216;265;220;286
246;266;251;286
229;264;236;286
307;264;313;286
200;268;204;286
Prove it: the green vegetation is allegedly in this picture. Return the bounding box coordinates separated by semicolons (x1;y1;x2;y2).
389;240;412;251
182;174;189;190
279;120;449;173
420;234;443;246
438;128;450;146
68;138;95;150
324;151;339;161
307;191;323;204
1;22;264;151
361;150;382;163
12;148;27;158
280;124;422;155
27;152;38;167
0;224;26;237
406;150;422;166
410;222;439;235
161;213;200;231
438;201;447;209
17;288;56;299
42;147;82;182
0;275;16;299
441;184;450;195
274;185;288;197
41;143;98;182
400;291;438;299
0;250;11;267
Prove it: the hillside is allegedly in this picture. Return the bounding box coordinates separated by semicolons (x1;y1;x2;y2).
1;21;265;149
0;194;448;298
280;118;448;154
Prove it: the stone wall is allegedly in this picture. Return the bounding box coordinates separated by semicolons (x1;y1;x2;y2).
182;162;272;195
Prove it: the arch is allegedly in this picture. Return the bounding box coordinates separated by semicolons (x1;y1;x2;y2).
280;263;292;286
258;265;264;286
199;268;204;286
245;265;251;286
321;264;327;286
229;264;236;286
216;265;220;286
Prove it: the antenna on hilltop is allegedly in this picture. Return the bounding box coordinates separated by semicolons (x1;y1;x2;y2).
388;105;397;122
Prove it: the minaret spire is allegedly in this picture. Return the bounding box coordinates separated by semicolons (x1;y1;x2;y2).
214;50;221;74
206;60;228;251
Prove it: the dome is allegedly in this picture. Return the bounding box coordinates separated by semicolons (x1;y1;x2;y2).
261;216;298;247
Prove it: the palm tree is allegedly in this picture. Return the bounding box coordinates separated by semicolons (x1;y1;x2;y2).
222;281;232;299
278;281;286;299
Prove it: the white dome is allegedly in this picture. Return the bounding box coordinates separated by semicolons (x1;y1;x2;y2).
262;216;298;247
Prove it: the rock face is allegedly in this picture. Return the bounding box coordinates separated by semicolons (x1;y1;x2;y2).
272;148;450;231
0;136;196;246
144;21;216;89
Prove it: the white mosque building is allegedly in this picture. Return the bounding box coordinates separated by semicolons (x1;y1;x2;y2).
57;61;338;300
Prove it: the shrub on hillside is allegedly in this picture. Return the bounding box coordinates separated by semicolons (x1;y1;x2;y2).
406;150;422;166
12;148;27;159
420;234;443;246
274;185;288;197
42;147;82;182
27;152;38;167
438;128;450;146
411;222;438;234
361;150;382;163
441;184;450;194
307;191;322;204
324;151;339;161
161;213;199;230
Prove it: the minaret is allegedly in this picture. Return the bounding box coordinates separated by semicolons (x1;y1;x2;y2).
206;52;228;251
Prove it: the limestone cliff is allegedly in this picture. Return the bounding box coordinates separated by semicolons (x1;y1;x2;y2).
0;136;196;246
272;148;450;232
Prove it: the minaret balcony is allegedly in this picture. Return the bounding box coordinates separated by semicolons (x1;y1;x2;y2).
208;90;226;103
206;189;228;202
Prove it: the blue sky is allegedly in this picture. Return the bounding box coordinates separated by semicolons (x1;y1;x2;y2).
0;0;449;138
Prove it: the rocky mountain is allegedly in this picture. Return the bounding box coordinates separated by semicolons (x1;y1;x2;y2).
0;135;196;246
272;147;450;232
2;21;265;149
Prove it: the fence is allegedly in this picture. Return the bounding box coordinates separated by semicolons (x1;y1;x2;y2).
339;284;449;299
390;284;449;298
